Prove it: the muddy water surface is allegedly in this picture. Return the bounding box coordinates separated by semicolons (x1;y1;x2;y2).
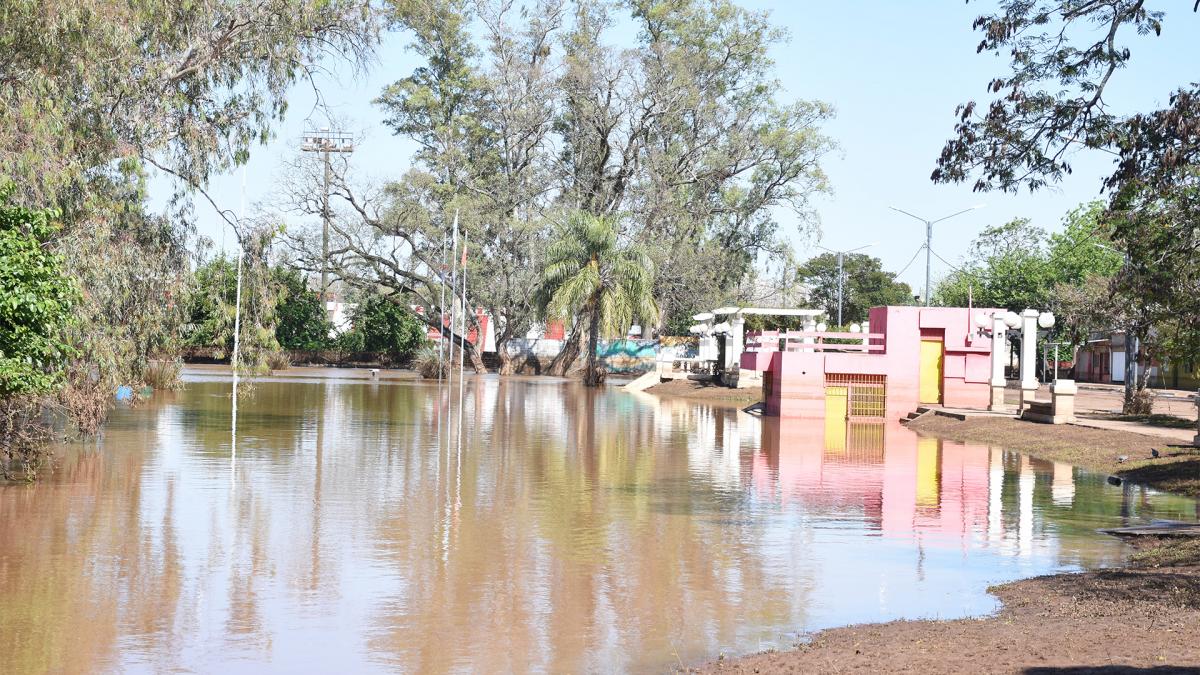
1;372;1197;673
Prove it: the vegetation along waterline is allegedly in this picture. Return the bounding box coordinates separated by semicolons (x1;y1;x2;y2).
2;0;1200;672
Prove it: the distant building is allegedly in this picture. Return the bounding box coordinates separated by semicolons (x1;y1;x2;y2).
1076;330;1199;389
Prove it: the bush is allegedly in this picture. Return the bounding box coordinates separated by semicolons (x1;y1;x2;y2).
274;267;335;350
266;351;291;371
344;295;429;358
141;359;183;390
414;345;446;379
0;188;77;397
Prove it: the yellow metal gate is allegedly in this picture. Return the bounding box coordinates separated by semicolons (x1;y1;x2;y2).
824;373;886;420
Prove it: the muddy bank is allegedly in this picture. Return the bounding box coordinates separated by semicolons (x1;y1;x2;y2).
643;378;763;405
697;539;1200;674
908;414;1200;498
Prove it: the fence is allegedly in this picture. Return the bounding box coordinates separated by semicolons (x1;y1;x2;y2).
746;330;885;353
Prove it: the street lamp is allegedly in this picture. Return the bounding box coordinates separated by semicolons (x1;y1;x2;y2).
888;204;985;306
301;128;355;295
817;242;877;327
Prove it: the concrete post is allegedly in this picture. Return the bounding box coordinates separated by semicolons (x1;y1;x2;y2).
727;315;745;382
1020;309;1040;411
1050;379;1077;424
1193;389;1199;447
989;313;1008;411
801;316;817;351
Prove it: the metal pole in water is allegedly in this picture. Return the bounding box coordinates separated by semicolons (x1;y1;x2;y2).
231;166;246;469
458;234;467;408
447;212;459;390
438;230;447;384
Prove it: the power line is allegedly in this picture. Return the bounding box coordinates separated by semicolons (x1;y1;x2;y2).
894;244;927;278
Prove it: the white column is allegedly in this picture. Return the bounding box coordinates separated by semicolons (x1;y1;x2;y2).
802;316;817;351
728;316;745;371
1020;309;1040;410
990;314;1008;411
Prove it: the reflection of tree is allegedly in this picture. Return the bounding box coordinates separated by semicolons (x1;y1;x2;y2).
0;437;184;672
365;380;812;672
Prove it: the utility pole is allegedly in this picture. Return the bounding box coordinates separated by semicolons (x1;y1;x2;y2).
301;128;354;295
888;204;985;306
817;243;875;327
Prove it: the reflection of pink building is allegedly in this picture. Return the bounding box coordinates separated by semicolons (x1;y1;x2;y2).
740;306;1002;420
753;419;993;540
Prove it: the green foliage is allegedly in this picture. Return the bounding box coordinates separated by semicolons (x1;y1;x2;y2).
538;211;659;386
0;188;76;397
934;207;1123;324
183;256;239;354
273;267;334;350
932;0;1164;192
182;229;287;382
0;0;379;207
342;295;429;357
796;253;912;325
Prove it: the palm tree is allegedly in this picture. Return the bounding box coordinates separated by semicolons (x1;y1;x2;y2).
538;212;659;386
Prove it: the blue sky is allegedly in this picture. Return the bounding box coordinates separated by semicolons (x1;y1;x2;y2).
160;1;1196;297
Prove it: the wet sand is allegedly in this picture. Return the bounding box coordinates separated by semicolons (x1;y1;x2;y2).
696;539;1200;674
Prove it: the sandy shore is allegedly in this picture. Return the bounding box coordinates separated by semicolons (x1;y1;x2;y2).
694;414;1200;673
643;378;764;405
696;538;1200;674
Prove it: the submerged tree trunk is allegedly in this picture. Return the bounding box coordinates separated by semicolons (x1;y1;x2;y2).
496;342;516;375
584;301;603;387
547;323;584;377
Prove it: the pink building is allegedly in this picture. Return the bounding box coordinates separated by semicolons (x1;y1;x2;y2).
740;306;1002;420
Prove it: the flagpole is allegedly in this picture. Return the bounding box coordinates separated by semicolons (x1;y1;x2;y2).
455;233;467;512
438;229;447;384
446;211;459;387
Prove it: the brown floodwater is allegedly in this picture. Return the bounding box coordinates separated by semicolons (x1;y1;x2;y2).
2;371;1197;673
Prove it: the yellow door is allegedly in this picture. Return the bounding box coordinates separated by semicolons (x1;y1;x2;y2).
919;338;944;404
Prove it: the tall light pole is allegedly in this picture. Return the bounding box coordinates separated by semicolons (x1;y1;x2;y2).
301;128;355;295
817;242;876;326
888;204;985;306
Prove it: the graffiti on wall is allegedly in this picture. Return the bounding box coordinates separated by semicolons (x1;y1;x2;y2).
596;339;658;374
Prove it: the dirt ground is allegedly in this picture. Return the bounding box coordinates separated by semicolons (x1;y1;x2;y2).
695;539;1200;674
644;378;764;405
907;415;1200;498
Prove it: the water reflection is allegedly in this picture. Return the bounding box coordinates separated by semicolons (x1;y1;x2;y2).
0;375;1196;674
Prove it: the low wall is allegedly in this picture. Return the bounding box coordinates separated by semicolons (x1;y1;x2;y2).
182;347;413;369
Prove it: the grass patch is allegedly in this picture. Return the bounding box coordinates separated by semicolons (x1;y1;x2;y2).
1085;412;1196;430
1131;539;1200;568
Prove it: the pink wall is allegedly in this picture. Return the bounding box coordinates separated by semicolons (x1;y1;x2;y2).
745;306;1003;419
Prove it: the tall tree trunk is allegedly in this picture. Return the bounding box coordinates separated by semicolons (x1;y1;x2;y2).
496;338;516;375
466;340;487;374
547;322;584;376
1122;325;1152;415
584;300;602;387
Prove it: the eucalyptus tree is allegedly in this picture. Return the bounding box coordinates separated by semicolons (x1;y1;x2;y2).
623;0;835;328
537;212;658;386
932;0;1199;411
0;0;381;436
333;0;831;377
